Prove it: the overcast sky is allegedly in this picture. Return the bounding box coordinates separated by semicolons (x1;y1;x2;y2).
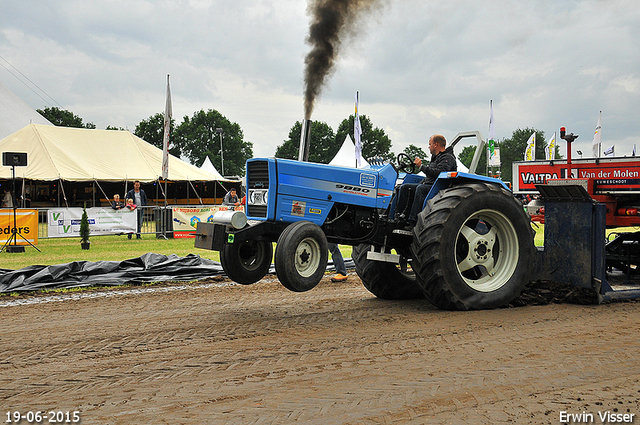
2;0;639;164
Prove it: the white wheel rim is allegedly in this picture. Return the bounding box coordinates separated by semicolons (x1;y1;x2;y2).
454;209;519;292
295;237;321;278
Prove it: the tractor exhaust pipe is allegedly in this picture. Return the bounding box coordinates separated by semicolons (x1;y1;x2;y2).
298;119;312;162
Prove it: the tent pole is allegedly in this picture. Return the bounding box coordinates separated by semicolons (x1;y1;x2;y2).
94;179;110;207
187;179;203;205
59;178;69;208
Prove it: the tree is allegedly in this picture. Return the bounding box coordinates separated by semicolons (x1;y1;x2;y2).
37;106;95;128
106;125;127;131
458;145;488;176
499;128;547;183
174;109;252;177
335;115;394;163
402;144;427;162
134;113;180;157
275;120;336;163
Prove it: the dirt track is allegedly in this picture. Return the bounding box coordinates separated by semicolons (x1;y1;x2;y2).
2;275;640;425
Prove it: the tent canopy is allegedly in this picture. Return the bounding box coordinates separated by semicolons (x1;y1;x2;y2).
0;124;233;182
329;134;370;168
0;81;52;140
199;156;225;179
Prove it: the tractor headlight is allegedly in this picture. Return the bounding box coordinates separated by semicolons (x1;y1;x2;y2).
249;189;268;205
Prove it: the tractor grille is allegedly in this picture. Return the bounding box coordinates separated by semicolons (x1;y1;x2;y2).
247;160;269;218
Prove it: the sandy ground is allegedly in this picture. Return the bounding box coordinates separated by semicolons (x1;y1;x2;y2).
1;274;639;425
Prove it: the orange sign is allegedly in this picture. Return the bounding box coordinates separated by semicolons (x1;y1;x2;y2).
0;209;38;246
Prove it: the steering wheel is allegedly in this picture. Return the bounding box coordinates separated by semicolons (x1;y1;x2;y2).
397;153;417;174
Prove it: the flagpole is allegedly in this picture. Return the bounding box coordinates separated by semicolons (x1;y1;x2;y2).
599;111;602;157
162;74;172;208
487;100;492;177
354;91;363;168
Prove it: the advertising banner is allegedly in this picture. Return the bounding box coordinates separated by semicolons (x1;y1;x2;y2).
172;205;244;238
513;158;640;194
0;209;38;245
48;207;137;238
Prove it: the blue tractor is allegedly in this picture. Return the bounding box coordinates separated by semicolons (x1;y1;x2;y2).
195;132;535;310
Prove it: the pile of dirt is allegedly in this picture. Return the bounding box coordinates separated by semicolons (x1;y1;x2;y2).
510;280;599;307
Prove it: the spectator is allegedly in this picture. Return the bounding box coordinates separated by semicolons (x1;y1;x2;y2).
223;188;240;209
126;180;147;239
2;189;12;208
328;243;348;282
111;194;124;210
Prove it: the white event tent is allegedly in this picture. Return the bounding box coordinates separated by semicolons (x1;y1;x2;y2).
328;134;370;168
0;124;236;206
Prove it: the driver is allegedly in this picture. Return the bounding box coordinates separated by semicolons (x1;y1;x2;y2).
395;134;457;230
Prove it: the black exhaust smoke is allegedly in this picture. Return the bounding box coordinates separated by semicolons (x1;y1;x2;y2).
300;0;382;161
303;0;381;120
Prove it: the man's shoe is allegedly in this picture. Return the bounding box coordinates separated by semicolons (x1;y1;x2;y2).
331;273;348;282
127;234;132;240
136;234;141;239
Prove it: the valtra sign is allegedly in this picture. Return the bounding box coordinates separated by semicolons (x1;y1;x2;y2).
512;157;640;194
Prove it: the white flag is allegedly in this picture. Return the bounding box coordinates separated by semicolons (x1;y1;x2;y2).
524;132;536;161
545;132;556;160
604;145;614;156
488;100;496;162
354;92;363;168
161;74;172;180
592;111;602;158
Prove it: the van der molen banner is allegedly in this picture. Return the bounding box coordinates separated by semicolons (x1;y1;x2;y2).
48;208;137;238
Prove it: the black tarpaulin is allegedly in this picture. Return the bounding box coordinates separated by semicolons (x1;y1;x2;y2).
0;253;353;293
0;253;226;293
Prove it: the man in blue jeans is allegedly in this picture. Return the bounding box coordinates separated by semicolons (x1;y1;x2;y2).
126;180;148;239
328;243;348;282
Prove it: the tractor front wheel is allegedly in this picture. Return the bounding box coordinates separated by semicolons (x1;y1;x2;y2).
275;221;328;292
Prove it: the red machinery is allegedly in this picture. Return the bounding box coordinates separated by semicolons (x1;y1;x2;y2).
513;127;640;301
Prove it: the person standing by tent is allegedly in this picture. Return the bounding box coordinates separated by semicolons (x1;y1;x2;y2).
126;181;147;239
2;189;13;208
223;188;240;210
111;194;124;210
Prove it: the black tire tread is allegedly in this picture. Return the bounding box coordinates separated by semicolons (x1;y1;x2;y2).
410;182;535;310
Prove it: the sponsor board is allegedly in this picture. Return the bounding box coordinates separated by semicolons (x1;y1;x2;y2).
48;208;137;238
0;209;38;245
172;205;244;238
513;159;640;194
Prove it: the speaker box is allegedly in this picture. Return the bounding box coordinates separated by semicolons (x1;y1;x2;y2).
2;152;28;167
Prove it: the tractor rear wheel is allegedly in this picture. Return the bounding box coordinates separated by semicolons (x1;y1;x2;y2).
220;239;273;285
352;244;424;300
275;221;328;292
410;182;535;310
